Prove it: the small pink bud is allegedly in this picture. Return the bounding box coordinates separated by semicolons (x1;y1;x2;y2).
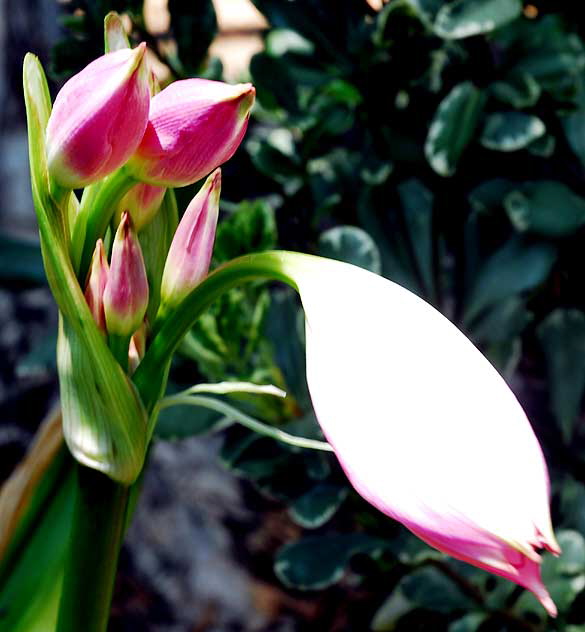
128;321;147;373
103;212;149;336
128;79;255;186
46;45;150;188
116;182;166;231
160;169;221;308
84;239;109;332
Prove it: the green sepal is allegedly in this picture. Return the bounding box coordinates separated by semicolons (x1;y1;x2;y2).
139;189;178;323
104;12;130;53
24;54;148;485
58;318;148;484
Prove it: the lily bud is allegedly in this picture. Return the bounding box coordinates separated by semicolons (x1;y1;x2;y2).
160;169;221;309
128;321;147;374
116;182;166;231
46;45;150;188
128;79;255;186
276;254;560;616
84;239;109;332
104;212;149;336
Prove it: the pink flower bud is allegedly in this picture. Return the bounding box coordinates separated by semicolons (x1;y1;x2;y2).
46;45;150;188
160;169;221;308
116;182;166;231
103;212;149;336
128;79;255;186
84;239;109;332
128;321;147;374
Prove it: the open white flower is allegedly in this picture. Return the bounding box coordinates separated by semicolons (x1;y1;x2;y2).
280;254;559;615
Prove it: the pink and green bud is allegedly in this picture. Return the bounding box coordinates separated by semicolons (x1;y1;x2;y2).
116;182;166;231
46;45;150;189
128;79;255;187
160;169;221;308
103;212;149;336
84;239;109;332
128;321;147;374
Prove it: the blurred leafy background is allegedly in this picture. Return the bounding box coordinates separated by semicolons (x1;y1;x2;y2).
5;0;585;630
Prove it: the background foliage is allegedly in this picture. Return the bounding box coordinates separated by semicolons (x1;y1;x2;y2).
6;0;585;630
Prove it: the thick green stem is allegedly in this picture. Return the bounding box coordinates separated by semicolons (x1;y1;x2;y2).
134;251;301;410
56;464;129;632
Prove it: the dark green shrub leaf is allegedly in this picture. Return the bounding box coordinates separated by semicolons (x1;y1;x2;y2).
400;566;476;613
480;112;545;152
563;111;585;166
289;484;348;529
154;403;224;439
464;239;556;324
398;179;435;300
425;82;484;176
448;613;487;632
434;0;522;40
318;226;382;273
489;74;541;108
168;0;217;76
537;310;585;443
504;181;585;237
469;297;532;344
275;533;388;590
0;235;46;287
213;200;277;264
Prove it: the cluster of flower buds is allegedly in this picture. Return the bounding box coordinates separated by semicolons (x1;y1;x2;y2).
43;40;254;365
46;45;255;192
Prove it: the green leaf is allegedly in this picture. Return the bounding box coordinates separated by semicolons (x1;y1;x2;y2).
371;588;415;630
0;464;74;632
469;179;517;213
448;613;487;632
398;179;435;300
213;200;277;264
318;225;382;273
265;28;314;57
480;112;545;152
470;297;532;344
289;484;348;529
464;239;556;324
57;318;148;483
16;333;57;379
504;181;585;237
154;403;224;439
400;566;476;612
434;0;522;39
425;82;484;176
0;235;46;287
537;310;585;443
563;111;585;166
489;74;541;108
527;134;555;158
274;534;389;590
167;0;217;76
